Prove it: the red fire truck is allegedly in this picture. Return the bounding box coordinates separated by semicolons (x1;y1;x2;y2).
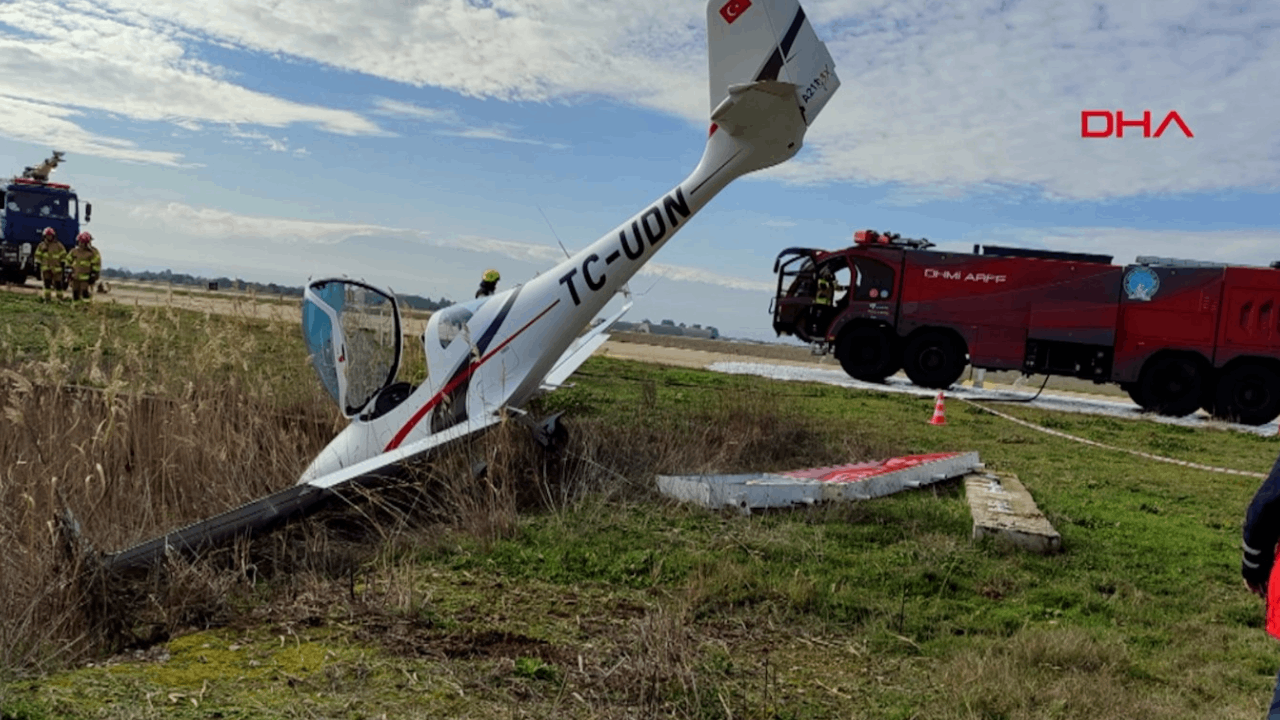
770;230;1280;425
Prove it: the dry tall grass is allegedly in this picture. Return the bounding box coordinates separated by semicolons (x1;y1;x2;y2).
0;303;338;675
1;299;871;683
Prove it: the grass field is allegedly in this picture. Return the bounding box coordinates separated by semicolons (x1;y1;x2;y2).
1;291;1278;719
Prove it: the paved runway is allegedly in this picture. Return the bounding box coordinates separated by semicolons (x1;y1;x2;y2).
706;361;1279;438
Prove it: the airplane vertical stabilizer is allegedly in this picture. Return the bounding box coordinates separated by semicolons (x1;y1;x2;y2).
698;0;841;181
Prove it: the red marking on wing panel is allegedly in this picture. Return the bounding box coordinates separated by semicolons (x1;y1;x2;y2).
778;452;965;483
719;0;751;24
383;300;560;451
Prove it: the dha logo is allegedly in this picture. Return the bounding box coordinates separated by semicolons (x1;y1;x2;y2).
1081;111;1193;138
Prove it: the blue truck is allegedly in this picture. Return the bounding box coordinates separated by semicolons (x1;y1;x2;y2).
0;151;92;284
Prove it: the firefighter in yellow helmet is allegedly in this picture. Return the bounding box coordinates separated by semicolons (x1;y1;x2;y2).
476;269;501;298
66;231;101;303
34;227;67;301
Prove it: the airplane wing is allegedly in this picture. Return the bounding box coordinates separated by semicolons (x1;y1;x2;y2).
103;412;507;572
539;300;633;392
304;412;507;490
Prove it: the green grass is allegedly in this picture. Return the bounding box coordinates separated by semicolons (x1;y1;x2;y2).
4;316;1280;718
0;291;315;398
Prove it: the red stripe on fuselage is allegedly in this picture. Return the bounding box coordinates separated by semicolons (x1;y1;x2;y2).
383;300;561;451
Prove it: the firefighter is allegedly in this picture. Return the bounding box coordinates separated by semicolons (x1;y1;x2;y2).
814;268;837;307
476;269;500;298
34;227;67;301
1242;452;1280;717
66;231;101;303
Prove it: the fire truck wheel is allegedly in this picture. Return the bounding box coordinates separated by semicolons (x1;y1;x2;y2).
1212;363;1280;426
1136;355;1204;417
836;325;899;382
1120;382;1148;408
902;331;966;389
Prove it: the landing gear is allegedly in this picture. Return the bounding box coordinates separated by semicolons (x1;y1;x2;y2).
532;412;569;453
902;331;967;389
1212;363;1280;426
1136;355;1204;417
835;325;900;383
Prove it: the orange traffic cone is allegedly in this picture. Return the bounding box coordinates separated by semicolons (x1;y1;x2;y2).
929;392;947;426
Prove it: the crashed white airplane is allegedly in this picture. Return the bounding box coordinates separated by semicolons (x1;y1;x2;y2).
103;0;841;570
296;0;842;489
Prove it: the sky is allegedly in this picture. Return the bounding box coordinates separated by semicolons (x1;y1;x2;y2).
0;0;1276;342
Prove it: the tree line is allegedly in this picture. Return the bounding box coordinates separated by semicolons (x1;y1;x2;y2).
101;268;456;311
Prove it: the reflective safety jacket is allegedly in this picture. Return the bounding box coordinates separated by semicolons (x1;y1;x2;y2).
1243;452;1280;638
66;245;101;281
34;238;66;271
815;278;834;305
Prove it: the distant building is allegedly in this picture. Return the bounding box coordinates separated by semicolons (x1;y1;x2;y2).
638;320;685;336
683;326;720;339
618;318;720;339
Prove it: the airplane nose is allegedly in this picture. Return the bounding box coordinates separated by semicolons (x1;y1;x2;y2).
296;426;361;486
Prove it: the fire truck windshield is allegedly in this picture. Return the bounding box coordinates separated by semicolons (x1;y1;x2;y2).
6;190;71;219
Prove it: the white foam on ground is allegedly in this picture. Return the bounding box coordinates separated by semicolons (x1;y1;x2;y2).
705;362;1279;438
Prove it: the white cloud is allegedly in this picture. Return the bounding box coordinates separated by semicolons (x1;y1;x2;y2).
0;96;186;166
226;127;291;153
120;203;772;291
99;0;1280;199
966;226;1280;269
434;233;771;291
641;261;774;292
439;127;568;150
5;0;1277;200
372;98;566;148
97;0;706;105
0;0;388;164
434;234;566;265
759;1;1280;200
127;202;428;245
371;98;461;125
763;219;798;228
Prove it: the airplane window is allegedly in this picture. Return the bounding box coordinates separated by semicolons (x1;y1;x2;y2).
850;258;895;300
302;278;402;417
433;297;489;351
436;304;475;349
302;298;342;405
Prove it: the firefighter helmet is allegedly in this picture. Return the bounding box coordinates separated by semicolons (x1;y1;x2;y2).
41;227;56;240
76;232;92;244
482;269;500;283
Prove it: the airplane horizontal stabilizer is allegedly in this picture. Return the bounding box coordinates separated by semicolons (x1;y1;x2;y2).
541;300;633;391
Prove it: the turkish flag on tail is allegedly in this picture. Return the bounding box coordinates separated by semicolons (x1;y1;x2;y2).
719;0;752;24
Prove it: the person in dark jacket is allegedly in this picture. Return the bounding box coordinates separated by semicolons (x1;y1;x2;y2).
476;269;500;298
1242;452;1280;719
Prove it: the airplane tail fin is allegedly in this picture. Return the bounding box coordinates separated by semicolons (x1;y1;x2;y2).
699;0;840;178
